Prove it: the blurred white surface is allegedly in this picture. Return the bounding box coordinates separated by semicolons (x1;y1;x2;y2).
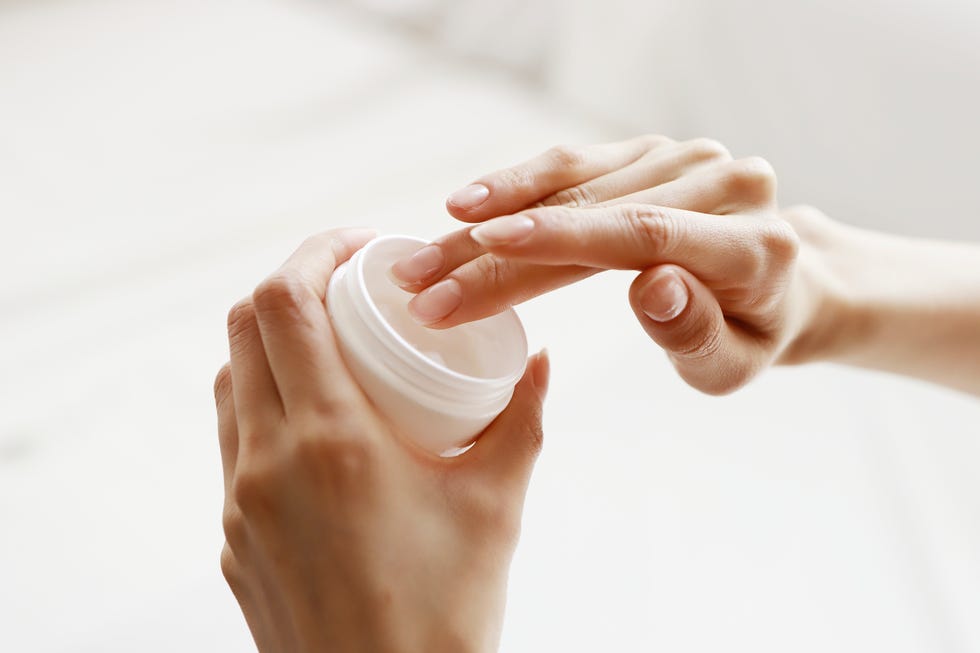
351;0;980;240
1;1;979;652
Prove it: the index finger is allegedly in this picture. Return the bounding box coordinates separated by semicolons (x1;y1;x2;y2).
402;204;776;330
466;204;799;283
251;228;376;415
446;135;672;223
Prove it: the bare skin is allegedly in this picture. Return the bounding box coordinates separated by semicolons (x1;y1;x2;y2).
216;228;550;653
215;135;980;653
391;136;980;396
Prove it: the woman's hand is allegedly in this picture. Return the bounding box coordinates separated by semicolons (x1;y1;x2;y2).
215;228;551;653
391;137;812;395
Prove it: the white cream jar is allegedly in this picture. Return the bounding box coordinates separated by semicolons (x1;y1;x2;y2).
326;235;528;454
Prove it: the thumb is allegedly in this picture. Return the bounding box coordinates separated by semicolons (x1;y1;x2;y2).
461;349;550;492
629;265;761;395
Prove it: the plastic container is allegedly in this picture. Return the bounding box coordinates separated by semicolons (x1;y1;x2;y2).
326;235;528;454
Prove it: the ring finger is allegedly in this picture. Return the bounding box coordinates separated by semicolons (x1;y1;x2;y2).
536;137;732;208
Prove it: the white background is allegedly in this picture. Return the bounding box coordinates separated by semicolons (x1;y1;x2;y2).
1;1;979;651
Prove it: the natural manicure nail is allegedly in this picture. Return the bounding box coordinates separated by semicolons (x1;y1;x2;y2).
641;273;689;322
408;278;463;325
447;183;490;210
469;215;535;247
390;245;445;285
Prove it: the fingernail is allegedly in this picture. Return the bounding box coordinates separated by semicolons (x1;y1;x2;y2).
532;348;551;400
641;272;688;322
389;244;445;286
469;215;535;247
447;183;490;210
408;278;463;325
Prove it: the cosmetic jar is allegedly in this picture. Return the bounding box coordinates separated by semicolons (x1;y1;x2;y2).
326;235;528;454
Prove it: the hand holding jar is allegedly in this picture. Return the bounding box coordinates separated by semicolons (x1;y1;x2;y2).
215;135;980;653
215;229;549;653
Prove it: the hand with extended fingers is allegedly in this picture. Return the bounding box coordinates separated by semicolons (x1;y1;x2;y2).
214;136;980;652
392;135;980;397
391;136;813;395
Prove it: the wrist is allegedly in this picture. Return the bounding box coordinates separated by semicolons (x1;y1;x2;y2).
776;208;858;366
777;208;980;394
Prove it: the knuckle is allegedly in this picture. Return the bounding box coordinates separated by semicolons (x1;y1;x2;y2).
551;183;597;208
221;505;248;546
620;205;677;257
546;144;586;169
297;395;345;424
740;245;768;281
213;363;233;404
295;431;378;482
252;272;314;316
231;465;278;514
329;441;377;480
760;219;801;265
496;165;536;193
226;299;255;339
723;156;777;202
686;137;731;161
473;254;514;295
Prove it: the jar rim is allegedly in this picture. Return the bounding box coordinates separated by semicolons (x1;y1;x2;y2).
347;235;528;395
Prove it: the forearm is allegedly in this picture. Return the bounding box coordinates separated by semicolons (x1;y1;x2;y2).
781;210;980;396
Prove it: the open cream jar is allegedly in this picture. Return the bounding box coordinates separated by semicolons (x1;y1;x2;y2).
326;235;528;454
